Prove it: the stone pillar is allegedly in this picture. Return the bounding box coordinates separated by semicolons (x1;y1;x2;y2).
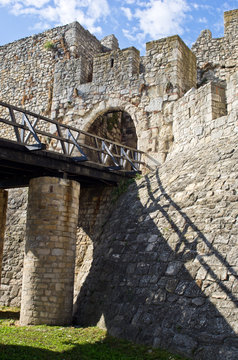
20;177;80;326
0;190;8;286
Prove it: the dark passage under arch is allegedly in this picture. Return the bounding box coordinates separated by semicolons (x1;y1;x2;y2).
82;110;138;169
88;110;137;149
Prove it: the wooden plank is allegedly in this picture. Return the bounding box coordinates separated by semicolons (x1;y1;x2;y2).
0;140;128;185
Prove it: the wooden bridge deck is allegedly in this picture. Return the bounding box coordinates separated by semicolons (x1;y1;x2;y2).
0;101;144;189
0;138;131;188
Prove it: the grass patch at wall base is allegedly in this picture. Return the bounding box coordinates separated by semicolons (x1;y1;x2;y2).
0;307;188;360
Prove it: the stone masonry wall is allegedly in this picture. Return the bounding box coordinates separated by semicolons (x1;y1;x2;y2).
0;8;238;359
0;10;236;161
51;34;197;164
74;133;238;360
0;184;115;309
0;22;103;117
167;82;227;156
93;47;140;83
169;72;237;158
0;188;27;306
74;185;114;305
1;7;237;308
20;177;80;326
144;36;196;97
0;190;8;285
192;10;238;85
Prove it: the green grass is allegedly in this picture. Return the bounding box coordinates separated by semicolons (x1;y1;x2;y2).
0;307;188;360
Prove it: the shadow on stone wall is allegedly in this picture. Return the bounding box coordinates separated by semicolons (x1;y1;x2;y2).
73;168;238;360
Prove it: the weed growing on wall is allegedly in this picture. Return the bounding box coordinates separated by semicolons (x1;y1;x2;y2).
112;178;135;203
112;173;142;203
44;41;55;51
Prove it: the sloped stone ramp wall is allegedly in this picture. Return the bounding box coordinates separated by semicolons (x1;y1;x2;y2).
73;135;238;360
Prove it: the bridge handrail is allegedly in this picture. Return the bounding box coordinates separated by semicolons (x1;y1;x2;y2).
0;101;142;152
0;101;145;172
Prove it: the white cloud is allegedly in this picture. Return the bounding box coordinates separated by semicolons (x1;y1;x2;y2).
191;3;212;11
192;3;199;10
123;28;136;41
136;1;150;7
29;21;50;30
1;0;110;34
0;0;12;5
24;0;49;8
122;26;145;46
134;0;190;39
121;6;133;20
198;17;207;24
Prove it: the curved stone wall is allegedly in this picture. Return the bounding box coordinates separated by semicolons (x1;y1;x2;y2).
73;134;238;360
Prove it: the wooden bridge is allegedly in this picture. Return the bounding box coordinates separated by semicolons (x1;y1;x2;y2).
0;101;156;327
0;101;144;188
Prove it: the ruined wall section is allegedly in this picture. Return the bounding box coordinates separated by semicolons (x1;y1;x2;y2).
167;83;226;156
166;71;237;158
93;47;140;83
192;10;238;85
144;36;196;99
100;34;119;51
0;25;67;115
64;22;103;60
0;22;103;117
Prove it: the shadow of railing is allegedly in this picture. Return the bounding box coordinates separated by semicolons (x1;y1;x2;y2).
144;169;238;306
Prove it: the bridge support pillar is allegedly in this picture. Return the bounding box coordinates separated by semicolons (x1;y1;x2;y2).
0;190;8;286
20;177;80;326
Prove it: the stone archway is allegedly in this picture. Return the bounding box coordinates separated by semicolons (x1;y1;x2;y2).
87;110;137;148
80;109;138;166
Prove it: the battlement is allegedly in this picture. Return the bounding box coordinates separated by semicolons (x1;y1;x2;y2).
0;9;237;161
92;46;140;83
224;9;238;36
144;35;196;98
192;9;238;85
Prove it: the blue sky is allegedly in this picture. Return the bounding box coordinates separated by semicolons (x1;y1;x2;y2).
0;0;237;53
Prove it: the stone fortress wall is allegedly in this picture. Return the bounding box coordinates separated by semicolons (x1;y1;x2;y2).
192;10;238;85
0;8;238;360
0;22;103;113
0;11;236;161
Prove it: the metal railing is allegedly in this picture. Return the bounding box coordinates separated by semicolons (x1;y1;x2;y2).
0;101;144;173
